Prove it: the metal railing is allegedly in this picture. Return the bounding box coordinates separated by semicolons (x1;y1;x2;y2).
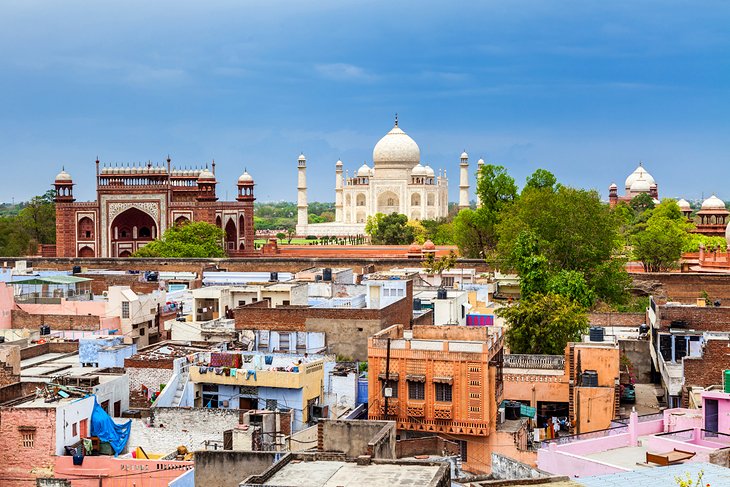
538;424;629;449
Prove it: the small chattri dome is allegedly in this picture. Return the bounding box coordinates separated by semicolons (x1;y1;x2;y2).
238;170;254;183
408;242;422;253
198;169;216;181
55;169;72;182
701;194;726;211
677;198;691;210
609;182;618;189
477;158;485;165
460;151;469;160
423;240;436;251
298;154;306;162
357;163;372;177
336;159;343;167
411;163;427;176
424;165;435;177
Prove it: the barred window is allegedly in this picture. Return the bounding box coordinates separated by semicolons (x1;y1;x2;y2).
435;383;452;402
122;301;130;319
408;381;425;400
22;432;34;448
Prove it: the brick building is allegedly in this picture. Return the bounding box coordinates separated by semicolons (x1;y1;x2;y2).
52;159;255;258
367;324;504;474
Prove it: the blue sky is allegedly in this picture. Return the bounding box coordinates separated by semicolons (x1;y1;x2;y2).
1;1;728;203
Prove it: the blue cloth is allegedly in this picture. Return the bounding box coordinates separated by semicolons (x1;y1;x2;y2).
90;397;131;456
246;369;257;381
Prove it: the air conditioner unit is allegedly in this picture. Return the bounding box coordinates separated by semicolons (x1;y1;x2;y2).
498;408;505;424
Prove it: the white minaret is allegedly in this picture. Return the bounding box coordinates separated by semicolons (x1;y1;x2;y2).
297;153;308;233
459;150;470;210
476;158;485;207
335;160;344;223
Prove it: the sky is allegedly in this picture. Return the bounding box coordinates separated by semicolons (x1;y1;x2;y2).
0;1;728;204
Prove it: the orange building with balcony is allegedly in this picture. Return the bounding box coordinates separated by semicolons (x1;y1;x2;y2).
367;324;504;474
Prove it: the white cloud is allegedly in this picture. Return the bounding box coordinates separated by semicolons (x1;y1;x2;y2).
315;63;377;82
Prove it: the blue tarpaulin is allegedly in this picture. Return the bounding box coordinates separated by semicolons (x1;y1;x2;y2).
90;397;131;456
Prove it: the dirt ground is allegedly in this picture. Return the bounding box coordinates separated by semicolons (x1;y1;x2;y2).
619;383;663;417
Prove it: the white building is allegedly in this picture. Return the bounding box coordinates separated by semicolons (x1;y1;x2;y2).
296;118;460;236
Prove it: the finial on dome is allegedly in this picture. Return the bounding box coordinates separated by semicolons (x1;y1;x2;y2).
167;154;171;163
394;113;398;127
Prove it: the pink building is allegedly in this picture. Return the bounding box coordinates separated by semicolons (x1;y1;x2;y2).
537;390;730;478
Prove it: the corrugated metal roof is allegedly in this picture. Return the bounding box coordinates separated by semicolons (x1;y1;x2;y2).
9;275;91;285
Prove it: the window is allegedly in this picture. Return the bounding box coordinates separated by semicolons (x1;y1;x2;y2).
282;300;290;306
139;326;145;336
435;383;452;402
279;333;291;351
238;300;246;306
85;231;91;238
442;277;454;287
122;302;130;319
21;431;34;448
72;423;78;437
265;399;278;410
408;381;425;400
381;380;398;398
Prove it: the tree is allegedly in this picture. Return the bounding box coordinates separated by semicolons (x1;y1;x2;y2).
524;169;558;193
547;270;595;308
366;213;415;245
497;185;628;303
497;293;589;355
17;191;56;246
406;220;427;244
134;221;226;258
286;227;296;244
422;250;458;287
630;193;656;215
452;164;518;258
275;232;286;240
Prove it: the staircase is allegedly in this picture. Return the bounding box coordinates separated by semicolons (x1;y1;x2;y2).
172;371;189;407
568;344;575;430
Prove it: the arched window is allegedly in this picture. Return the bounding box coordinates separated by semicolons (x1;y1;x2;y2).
77;217;94;240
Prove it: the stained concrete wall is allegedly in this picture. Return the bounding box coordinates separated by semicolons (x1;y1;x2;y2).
317;419;396;459
490;452;548;480
194;450;277;487
619;338;652;383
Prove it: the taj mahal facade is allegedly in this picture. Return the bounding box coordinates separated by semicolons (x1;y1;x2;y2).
295;118;478;236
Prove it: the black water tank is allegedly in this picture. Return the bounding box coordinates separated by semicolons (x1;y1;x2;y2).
589;326;605;342
582;370;598;387
72;265;81;275
314;275;322;282
322;268;332;282
0;336;5;343
413;298;422;311
639;324;649;335
270;271;278;282
40;325;50;336
437;288;448;300
505;402;521;420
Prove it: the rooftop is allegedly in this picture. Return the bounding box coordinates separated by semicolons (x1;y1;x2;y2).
576;462;730;487
252;460;443;487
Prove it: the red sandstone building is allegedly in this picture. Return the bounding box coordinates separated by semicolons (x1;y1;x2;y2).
52;159;256;257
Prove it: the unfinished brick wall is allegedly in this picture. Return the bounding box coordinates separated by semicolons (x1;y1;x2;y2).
633;273;730;304
395;436;460;458
78;273;160;295
11;309;100;331
126;364;174;408
0;407;56;481
588;312;646;327
659;306;730;332
0;364;19;387
20;342;79;361
683;339;730;393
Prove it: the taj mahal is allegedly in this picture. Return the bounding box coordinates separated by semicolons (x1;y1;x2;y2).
295;118;479;236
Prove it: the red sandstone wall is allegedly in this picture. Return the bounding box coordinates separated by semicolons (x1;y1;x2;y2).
658;306;730;332
0;407;56;482
11;309;100;331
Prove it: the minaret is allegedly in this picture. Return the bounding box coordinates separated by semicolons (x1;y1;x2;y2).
297;153;308;233
335;160;344;223
476;158;485;207
459;150;470;210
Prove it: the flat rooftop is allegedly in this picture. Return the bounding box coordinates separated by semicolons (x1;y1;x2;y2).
257;460;442;487
576;462;730;486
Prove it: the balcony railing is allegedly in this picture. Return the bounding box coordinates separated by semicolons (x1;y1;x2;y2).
503;354;565;370
433;404;452;420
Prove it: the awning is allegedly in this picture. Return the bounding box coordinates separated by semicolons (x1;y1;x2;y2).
378;372;399;381
9;275;91;285
406;374;426;382
433;376;453;385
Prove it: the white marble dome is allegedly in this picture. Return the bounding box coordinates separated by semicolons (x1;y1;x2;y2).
424;165;435;177
630;178;651;193
625;163;655;190
373;125;420;167
357;163;372;177
701;194;726;210
411;163;427;176
677;198;691;211
460;151;469;160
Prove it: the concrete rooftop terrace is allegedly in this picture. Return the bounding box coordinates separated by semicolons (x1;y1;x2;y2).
255;460;443;487
576;462;730;486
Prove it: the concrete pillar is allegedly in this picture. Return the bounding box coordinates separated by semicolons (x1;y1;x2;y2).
629;408;639;446
459;151;469;211
297;154;308;233
335;160;344;223
476;158;484;207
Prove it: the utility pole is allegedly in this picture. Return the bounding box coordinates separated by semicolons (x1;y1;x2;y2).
384;337;391;419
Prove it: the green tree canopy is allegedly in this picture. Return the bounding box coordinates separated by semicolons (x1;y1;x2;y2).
524;169;558;193
497;185;627;303
365;212;415;245
632;200;692;272
17;190;56;246
497;293;589;355
134;221;226;258
422;250;458;287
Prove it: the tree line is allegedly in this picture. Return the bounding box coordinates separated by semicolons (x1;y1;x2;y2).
0;190;56;256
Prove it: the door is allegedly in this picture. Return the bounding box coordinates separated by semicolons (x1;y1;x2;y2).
706;399;719;433
79;419;88;438
114;401;121;417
